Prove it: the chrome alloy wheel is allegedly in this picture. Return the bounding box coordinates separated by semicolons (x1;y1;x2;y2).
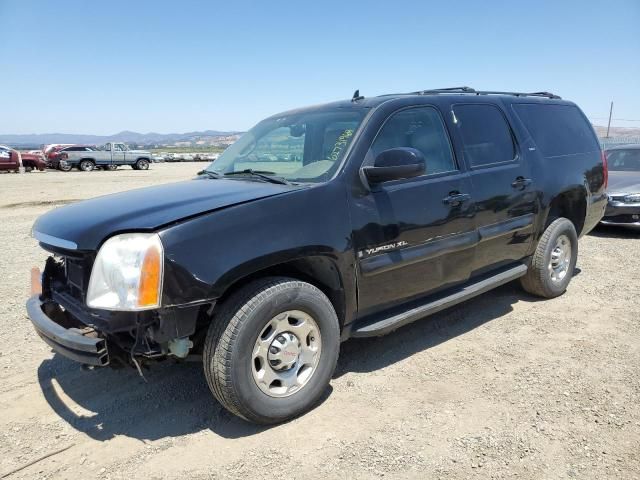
252;310;321;398
549;234;572;282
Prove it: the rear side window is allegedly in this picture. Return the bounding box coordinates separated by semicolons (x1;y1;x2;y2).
512;104;599;158
453;104;516;167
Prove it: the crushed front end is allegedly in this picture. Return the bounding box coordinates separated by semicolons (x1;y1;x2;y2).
27;246;204;368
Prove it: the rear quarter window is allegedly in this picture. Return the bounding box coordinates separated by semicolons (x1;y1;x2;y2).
512;103;599;158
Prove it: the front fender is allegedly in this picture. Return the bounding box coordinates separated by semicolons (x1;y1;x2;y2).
157;182;356;310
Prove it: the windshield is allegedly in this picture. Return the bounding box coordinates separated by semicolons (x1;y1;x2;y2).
207;108;366;183
607;149;640;172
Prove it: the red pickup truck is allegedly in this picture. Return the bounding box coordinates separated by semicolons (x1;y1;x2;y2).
0;145;47;172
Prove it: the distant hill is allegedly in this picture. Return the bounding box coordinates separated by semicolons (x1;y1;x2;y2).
0;130;243;147
593;125;640;139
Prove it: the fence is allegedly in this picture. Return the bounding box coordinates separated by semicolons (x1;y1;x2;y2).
599;137;640;150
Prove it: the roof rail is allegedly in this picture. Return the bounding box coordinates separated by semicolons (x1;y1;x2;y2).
409;87;561;100
413;86;477;95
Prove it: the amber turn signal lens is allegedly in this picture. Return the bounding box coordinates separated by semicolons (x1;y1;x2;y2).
138;243;162;307
30;267;42;296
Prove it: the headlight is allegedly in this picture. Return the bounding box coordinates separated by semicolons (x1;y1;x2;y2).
86;233;164;311
624;193;640;204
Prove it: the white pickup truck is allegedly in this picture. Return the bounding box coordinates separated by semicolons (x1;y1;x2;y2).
59;142;152;172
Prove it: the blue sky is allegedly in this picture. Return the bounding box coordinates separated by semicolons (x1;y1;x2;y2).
1;0;638;134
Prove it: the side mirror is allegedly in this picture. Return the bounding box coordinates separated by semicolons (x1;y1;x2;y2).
362;147;425;184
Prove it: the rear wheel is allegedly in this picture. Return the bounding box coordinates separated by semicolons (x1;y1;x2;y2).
520;217;578;298
79;160;95;172
134;159;149;170
203;277;340;424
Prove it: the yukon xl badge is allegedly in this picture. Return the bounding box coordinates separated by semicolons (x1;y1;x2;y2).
358;240;408;258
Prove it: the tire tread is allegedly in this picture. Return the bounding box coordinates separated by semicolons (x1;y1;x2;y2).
203;277;332;423
520;217;577;298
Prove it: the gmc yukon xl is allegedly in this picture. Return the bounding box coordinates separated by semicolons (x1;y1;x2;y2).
27;87;607;424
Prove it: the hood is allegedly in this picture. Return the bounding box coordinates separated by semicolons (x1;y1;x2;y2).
33;178;299;251
608;171;640;194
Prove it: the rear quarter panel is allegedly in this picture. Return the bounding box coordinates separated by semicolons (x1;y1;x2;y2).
506;99;607;239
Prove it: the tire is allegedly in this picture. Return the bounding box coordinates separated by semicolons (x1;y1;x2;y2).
79;160;95;172
203;277;340;424
134;159;149;170
520;217;578;298
103;164;118;171
58;163;72;172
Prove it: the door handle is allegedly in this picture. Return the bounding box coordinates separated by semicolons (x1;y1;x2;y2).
443;192;471;206
511;177;532;190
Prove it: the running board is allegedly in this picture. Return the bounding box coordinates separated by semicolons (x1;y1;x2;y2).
351;263;528;338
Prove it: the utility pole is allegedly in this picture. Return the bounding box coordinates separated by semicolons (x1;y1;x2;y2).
606;101;613;138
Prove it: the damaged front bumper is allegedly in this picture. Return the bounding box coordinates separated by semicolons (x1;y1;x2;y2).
27;295;109;366
27;259;209;368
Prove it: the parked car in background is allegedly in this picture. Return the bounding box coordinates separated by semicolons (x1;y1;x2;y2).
193;153;219;162
0;145;46;172
20;151;47;171
43;144;74;167
151;154;165;163
601;144;640;229
49;145;97;171
59;142;152;171
27;88;606;424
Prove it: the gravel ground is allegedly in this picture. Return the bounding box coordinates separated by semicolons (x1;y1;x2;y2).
1;163;639;479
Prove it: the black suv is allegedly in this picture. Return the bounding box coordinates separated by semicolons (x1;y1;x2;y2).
27;87;607;424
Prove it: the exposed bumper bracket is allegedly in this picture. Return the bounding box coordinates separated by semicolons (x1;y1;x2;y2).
26;295;109;366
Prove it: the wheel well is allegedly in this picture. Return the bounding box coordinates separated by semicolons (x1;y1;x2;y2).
547;191;586;236
214;256;347;328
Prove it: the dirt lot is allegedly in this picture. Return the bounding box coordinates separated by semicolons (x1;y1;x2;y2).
1;163;639;479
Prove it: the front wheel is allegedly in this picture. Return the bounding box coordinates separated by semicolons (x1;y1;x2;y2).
520;217;578;298
203;277;340;424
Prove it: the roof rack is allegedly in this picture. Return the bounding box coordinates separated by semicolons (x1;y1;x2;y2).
409;87;561;100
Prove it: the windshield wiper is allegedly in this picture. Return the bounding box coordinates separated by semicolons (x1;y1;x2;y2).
196;170;222;179
224;169;291;185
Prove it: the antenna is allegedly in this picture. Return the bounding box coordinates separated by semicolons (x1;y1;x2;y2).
351;90;364;102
